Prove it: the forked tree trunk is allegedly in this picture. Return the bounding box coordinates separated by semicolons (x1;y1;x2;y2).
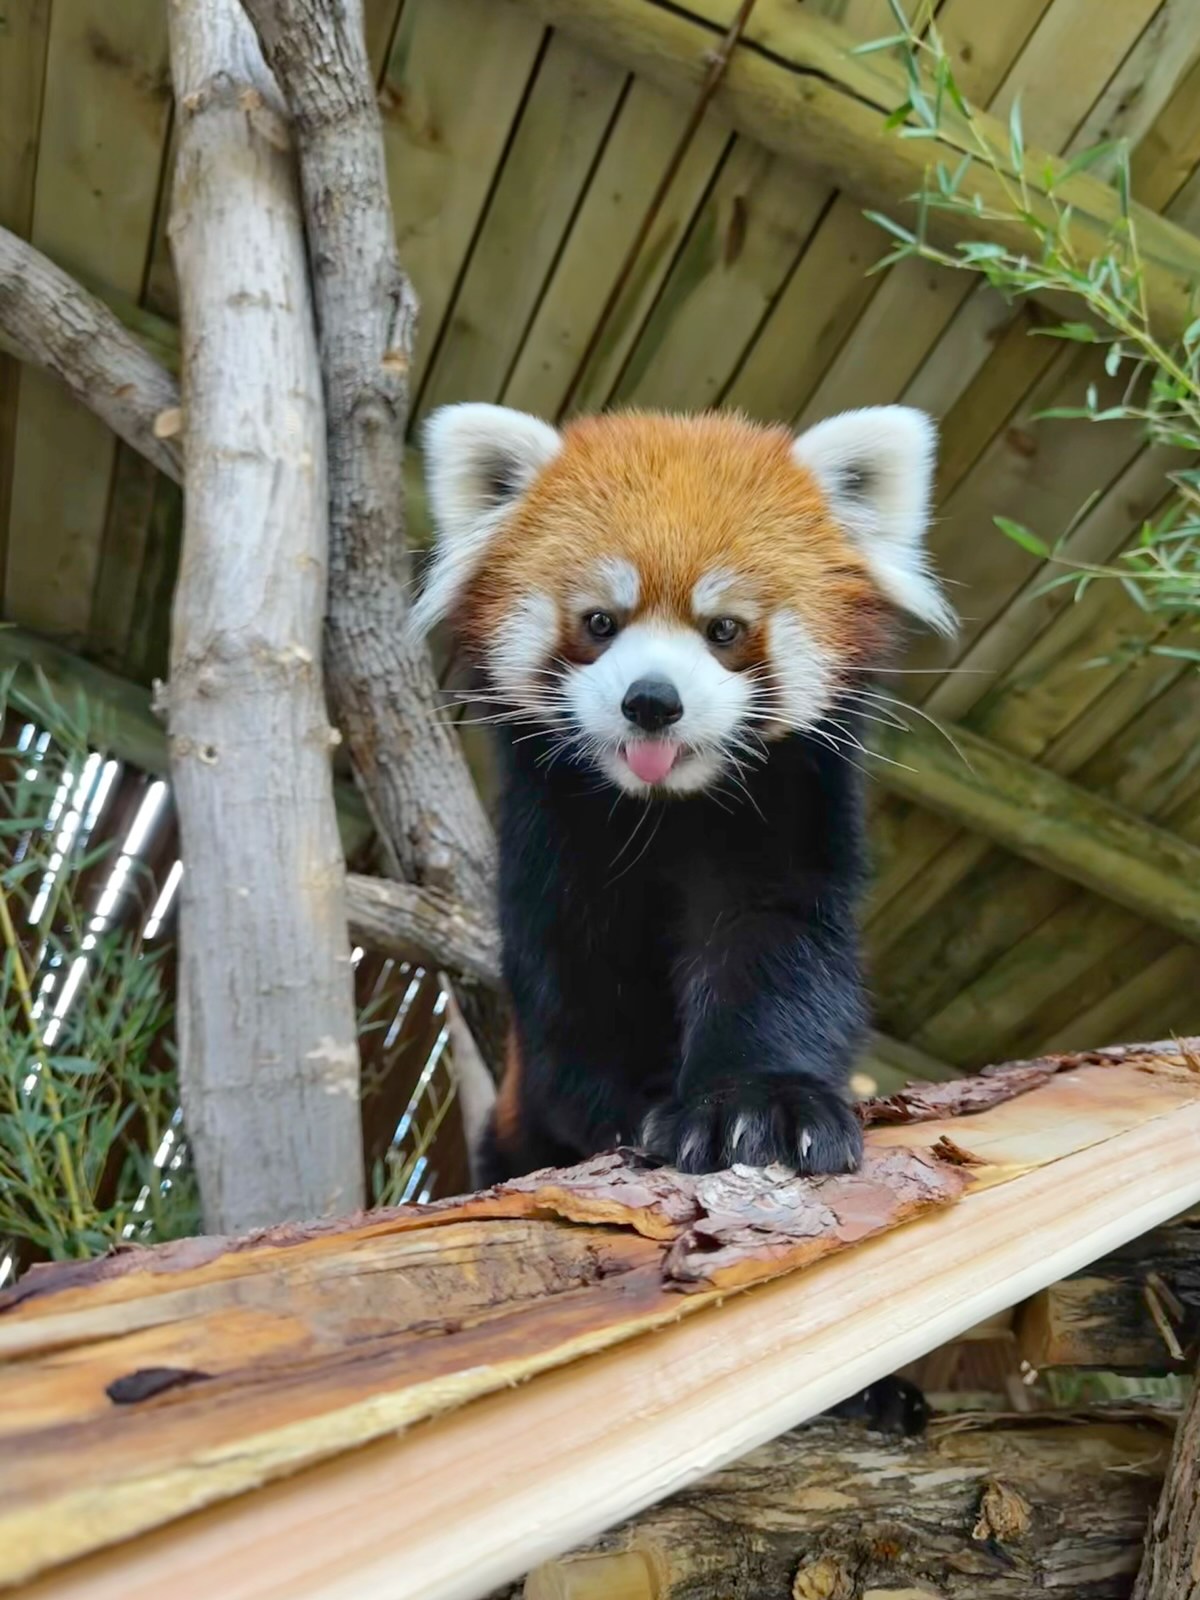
165;0;363;1231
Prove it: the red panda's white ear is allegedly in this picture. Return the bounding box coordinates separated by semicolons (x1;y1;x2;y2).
413;403;562;636
792;406;955;636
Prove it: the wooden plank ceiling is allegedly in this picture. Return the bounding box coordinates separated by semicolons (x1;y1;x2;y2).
1;0;1199;1077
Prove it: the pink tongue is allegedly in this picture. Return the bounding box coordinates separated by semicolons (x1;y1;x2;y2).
624;740;680;784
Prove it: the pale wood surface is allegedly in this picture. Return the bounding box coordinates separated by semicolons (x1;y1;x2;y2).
6;1046;1200;1597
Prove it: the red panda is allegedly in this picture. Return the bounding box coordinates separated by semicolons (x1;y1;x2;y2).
417;405;951;1182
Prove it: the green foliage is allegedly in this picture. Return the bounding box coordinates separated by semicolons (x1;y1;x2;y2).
0;677;197;1267
861;8;1200;665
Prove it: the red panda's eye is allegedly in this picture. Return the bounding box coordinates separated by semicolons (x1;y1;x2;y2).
585;611;618;640
706;616;742;646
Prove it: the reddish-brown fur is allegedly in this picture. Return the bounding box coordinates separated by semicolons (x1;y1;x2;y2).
457;410;891;667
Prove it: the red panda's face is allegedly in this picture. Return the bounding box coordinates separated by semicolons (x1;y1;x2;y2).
416;407;951;797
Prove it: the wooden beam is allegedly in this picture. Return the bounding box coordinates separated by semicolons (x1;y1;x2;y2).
10;1045;1200;1598
874;719;1200;945
862;1027;960;1087
1017;1210;1200;1373
507;0;1200;342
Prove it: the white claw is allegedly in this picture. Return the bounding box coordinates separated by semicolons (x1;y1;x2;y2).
800;1128;814;1160
679;1128;706;1170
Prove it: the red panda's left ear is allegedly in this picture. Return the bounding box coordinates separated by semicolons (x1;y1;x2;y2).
792;406;955;636
412;403;562;636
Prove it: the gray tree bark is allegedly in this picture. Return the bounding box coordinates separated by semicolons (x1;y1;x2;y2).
238;0;496;911
506;1410;1174;1600
0;225;181;482
165;0;363;1232
1134;1375;1200;1600
345;873;501;986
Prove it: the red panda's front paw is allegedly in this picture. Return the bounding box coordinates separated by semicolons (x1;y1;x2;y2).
639;1073;863;1177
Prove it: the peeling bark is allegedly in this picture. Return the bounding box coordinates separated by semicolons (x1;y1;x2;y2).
165;0;362;1231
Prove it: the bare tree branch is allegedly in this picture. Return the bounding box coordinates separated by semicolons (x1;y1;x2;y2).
0;22;506;1084
0;225;183;484
346;872;501;988
165;0;363;1230
239;0;497;913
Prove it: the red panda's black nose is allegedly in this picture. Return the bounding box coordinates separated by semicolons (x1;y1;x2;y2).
622;677;683;733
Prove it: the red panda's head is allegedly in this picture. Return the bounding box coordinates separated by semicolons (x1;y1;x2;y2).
416;406;952;797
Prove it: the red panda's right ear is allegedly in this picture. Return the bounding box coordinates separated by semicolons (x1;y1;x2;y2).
412;404;562;637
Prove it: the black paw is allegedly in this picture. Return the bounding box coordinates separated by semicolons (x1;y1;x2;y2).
827;1376;930;1436
639;1074;863;1176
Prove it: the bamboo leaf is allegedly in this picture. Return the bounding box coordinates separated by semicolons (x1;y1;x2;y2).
852;33;908;53
1008;95;1025;172
994;516;1050;557
864;210;917;244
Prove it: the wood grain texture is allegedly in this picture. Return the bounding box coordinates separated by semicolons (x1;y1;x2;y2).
5;1045;1200;1594
164;0;363;1230
506;0;1200;341
1133;1352;1200;1600
512;1407;1173;1599
1017;1210;1200;1373
871;721;1200;945
5;0;171;639
14;1043;1200;1600
242;0;498;930
0;228;181;482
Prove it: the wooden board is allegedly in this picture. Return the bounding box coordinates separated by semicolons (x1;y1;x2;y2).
5;1042;1200;1596
0;0;51;605
377;0;544;390
4;0;171;640
414;31;626;419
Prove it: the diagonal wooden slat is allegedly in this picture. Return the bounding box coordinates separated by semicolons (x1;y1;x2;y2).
505;0;1200;342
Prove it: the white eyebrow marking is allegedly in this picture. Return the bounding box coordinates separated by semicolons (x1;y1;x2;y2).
596;557;640;612
692;568;761;621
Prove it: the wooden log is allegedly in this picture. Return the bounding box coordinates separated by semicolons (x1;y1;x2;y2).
505;0;1200;344
1017;1212;1200;1373
341;870;502;984
5;1043;1200;1598
870;721;1200;945
511;1407;1174;1599
164;0;363;1231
